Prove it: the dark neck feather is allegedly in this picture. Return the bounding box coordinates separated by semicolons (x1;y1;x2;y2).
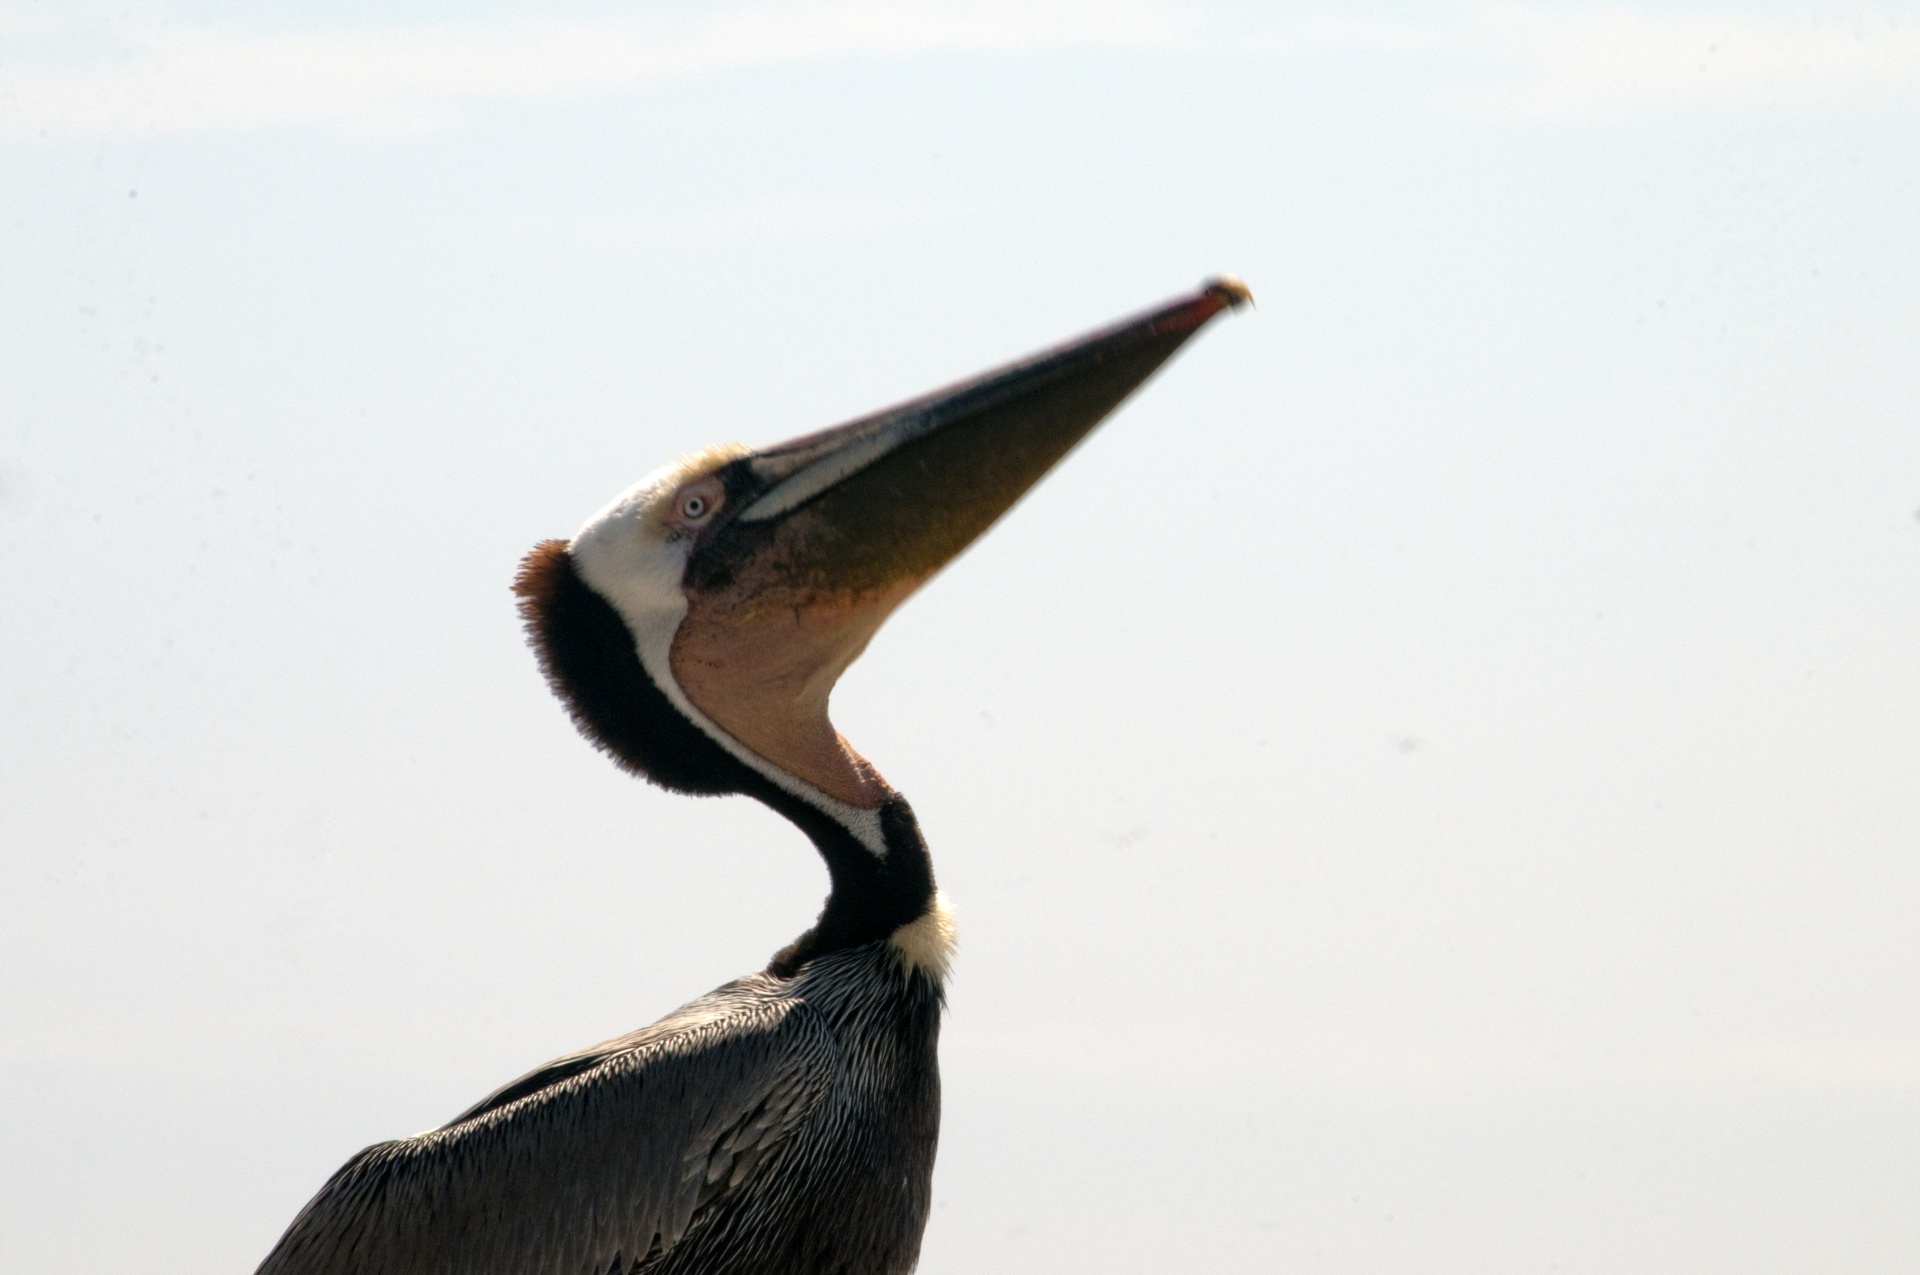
768;797;934;977
513;540;937;973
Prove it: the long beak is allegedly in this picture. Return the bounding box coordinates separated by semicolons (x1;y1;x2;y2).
690;276;1251;600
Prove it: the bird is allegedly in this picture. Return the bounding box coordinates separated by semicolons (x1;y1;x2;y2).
255;277;1251;1275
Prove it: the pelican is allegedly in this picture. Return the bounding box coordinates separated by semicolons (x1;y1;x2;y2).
256;278;1251;1275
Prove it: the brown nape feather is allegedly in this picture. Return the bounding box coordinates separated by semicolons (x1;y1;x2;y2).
512;538;574;632
512;540;610;759
512;539;756;797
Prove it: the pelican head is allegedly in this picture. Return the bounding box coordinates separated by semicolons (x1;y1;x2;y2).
513;278;1251;864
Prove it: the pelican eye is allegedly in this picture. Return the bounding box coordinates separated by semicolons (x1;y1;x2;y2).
681;495;709;519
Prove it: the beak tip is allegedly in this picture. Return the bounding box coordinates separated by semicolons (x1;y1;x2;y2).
1203;274;1255;311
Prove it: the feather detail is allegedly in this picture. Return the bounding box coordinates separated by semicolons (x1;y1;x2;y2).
888;891;957;982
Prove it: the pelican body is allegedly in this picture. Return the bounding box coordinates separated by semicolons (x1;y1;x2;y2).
256;279;1249;1275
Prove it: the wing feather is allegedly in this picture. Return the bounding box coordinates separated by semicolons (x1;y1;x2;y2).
257;988;831;1275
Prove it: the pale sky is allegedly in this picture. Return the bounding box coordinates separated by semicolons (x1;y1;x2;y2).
3;2;1918;1271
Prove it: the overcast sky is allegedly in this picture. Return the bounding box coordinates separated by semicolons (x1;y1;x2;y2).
3;2;1918;1271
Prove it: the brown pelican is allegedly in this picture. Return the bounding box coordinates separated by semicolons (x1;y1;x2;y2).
255;278;1251;1275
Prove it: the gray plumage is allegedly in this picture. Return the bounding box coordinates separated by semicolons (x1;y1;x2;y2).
259;944;942;1275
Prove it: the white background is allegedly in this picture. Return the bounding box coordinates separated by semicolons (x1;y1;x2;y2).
3;2;1918;1270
